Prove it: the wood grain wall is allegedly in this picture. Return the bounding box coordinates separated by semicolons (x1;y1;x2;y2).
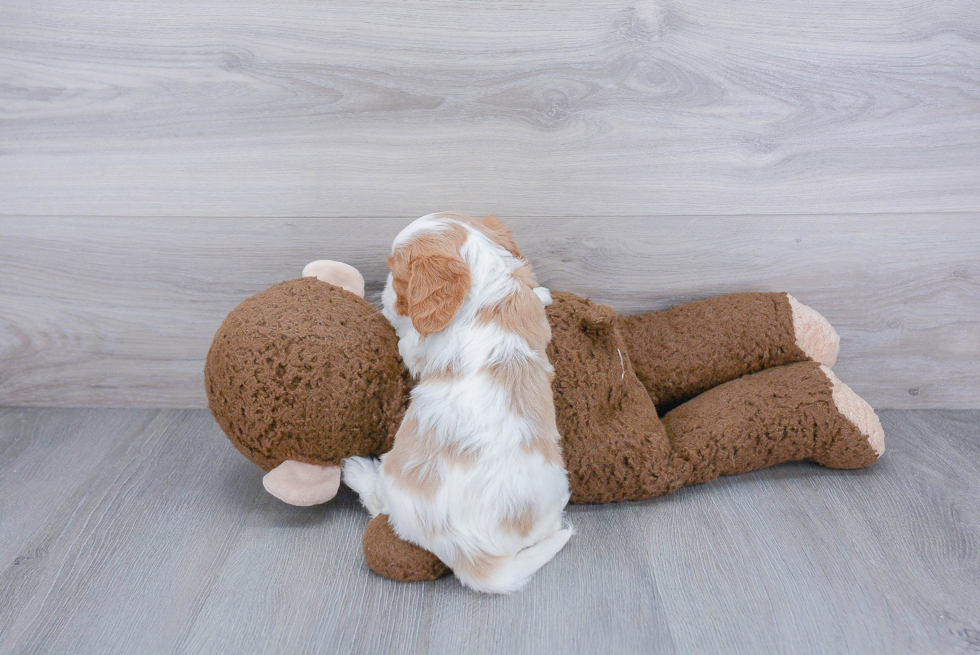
2;215;977;409
1;0;978;408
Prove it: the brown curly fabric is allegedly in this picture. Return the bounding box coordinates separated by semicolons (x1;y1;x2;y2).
207;280;882;585
206;282;875;494
544;292;671;504
363;514;449;582
205;282;677;502
619;292;806;411
205;278;410;471
661;360;878;488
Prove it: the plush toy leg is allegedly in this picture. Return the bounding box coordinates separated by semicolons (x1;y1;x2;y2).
362;514;450;582
619;292;839;410
660;361;883;491
815;364;885;465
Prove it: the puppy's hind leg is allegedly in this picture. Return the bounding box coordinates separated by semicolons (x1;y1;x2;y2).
342;457;388;517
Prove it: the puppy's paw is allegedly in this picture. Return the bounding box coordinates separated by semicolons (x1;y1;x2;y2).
533;287;553;306
342;457;386;516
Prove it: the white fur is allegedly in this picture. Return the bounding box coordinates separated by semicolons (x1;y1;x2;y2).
341;456;386;517
344;213;572;594
533;286;553;306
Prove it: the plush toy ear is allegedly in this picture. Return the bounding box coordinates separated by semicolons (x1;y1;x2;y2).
301;260;365;298
407;252;470;338
580;302;618;337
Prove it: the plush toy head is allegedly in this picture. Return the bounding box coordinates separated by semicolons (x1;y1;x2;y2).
205;274;411;503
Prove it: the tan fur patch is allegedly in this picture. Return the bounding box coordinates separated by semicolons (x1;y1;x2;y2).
384;406;480;499
478;283;563;469
422;366;460;385
387;250;411;317
487;358;555;426
473;215;523;260
477;287;552;352
500;505;536;538
383;414;441;499
520;430;565;467
438;439;479;469
423;356;467;382
511;263;539;289
388;223;470;336
433;212;523;260
453;552;503;582
486;361;563;467
484;358;564;466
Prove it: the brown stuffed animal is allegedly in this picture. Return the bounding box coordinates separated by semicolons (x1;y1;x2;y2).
206;264;883;583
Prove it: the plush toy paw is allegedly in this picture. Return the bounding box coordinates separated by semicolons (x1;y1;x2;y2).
820;364;885;458
788;294;840;368
363;514;450;582
262;460;342;506
302;260;365;298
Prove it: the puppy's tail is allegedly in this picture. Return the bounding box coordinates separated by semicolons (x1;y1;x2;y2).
341;457;387;517
454;526;574;595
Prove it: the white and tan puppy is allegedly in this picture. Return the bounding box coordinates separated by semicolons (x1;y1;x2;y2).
343;212;572;594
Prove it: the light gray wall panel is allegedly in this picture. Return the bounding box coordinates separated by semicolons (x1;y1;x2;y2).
1;0;978;217
1;215;976;408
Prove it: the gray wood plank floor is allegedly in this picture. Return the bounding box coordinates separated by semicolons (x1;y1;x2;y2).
1;409;977;654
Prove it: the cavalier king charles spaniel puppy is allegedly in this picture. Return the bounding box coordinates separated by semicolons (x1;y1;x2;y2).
343;212;572;594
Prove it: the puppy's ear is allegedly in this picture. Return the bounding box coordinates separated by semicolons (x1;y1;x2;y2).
407;251;470;338
479;215;523;259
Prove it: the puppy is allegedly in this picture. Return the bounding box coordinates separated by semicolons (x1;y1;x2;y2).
343;212;571;594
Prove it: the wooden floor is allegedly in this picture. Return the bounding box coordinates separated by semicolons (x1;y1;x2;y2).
1;408;977;654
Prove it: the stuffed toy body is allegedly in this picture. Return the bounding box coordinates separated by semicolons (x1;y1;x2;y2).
206;260;883;584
